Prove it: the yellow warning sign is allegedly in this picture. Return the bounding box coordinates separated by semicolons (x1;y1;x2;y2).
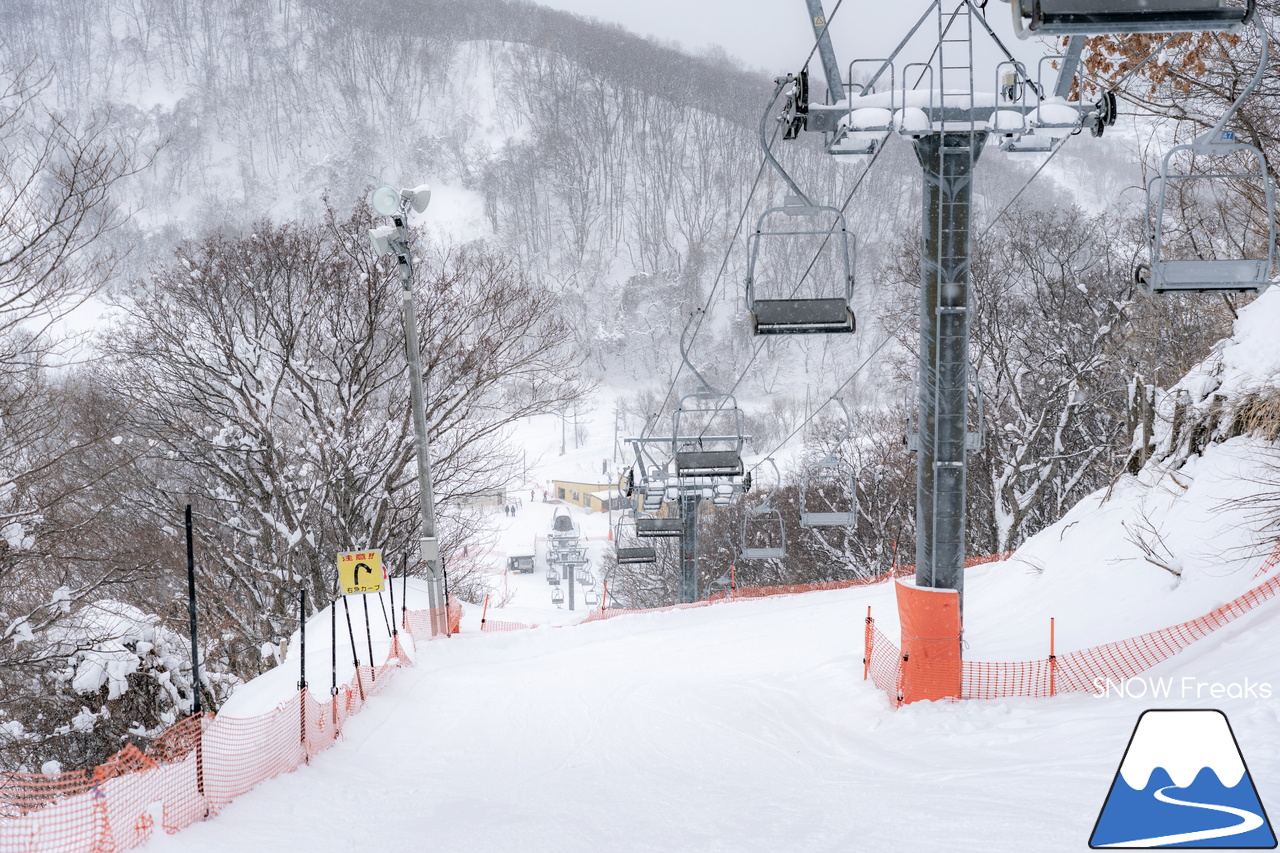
338;550;385;594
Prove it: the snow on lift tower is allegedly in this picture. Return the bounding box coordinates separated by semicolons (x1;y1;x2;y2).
747;75;856;335
1135;15;1275;296
671;312;746;479
1001;0;1254;37
741;458;787;560
799;399;858;528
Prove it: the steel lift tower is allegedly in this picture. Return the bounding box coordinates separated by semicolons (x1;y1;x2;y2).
776;0;1260;619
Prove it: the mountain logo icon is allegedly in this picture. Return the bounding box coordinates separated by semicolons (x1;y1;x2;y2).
1090;709;1276;848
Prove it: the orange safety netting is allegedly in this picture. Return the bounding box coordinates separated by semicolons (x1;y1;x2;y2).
0;611;448;853
866;542;1280;705
481;620;539;631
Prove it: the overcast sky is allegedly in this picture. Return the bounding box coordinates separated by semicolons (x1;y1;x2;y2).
532;0;1051;91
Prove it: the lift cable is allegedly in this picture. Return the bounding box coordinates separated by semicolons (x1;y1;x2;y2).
638;125;777;443
750;316;911;473
643;0;853;443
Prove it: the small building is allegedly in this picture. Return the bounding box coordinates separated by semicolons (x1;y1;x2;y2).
552;479;614;511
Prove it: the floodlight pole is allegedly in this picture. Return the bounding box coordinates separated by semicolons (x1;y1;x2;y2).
385;208;447;637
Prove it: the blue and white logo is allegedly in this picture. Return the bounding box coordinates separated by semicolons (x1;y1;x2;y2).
1090;710;1276;848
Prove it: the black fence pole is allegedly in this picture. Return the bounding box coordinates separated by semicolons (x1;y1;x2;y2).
442;559;452;637
376;586;392;638
387;561;399;639
330;596;338;699
298;587;308;761
297;588;308;691
341;595;365;701
184;505;206;799
401;560;409;630
361;593;376;679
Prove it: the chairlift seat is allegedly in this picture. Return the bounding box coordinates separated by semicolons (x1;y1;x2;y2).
1007;0;1252;36
800;455;859;529
636;517;683;538
801;510;858;527
751;298;856;335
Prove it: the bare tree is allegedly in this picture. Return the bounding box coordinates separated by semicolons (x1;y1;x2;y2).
104;203;590;679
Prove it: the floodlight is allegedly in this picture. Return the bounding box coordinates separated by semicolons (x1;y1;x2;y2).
368;224;396;258
404;184;432;213
370;185;401;216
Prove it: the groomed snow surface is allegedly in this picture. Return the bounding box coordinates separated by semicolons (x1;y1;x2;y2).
143;572;1280;853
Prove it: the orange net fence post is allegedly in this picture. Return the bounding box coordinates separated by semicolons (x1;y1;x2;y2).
480;595;490;632
1048;618;1057;698
862;606;873;681
896;580;962;704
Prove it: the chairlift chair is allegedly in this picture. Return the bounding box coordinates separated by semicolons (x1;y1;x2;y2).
800;457;858;527
672;391;747;477
742;503;787;560
546;570;560;587
552;587;564;608
745;197;856;335
741;458;787;560
584;588;600;607
1003;0;1254;38
548;508;579;541
800;399;859;528
1136;18;1275;295
615;515;657;564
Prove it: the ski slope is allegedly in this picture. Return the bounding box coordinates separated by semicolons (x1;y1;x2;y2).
137;562;1280;853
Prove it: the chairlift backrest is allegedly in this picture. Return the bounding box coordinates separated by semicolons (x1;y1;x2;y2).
745;200;856;335
636;515;684;538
